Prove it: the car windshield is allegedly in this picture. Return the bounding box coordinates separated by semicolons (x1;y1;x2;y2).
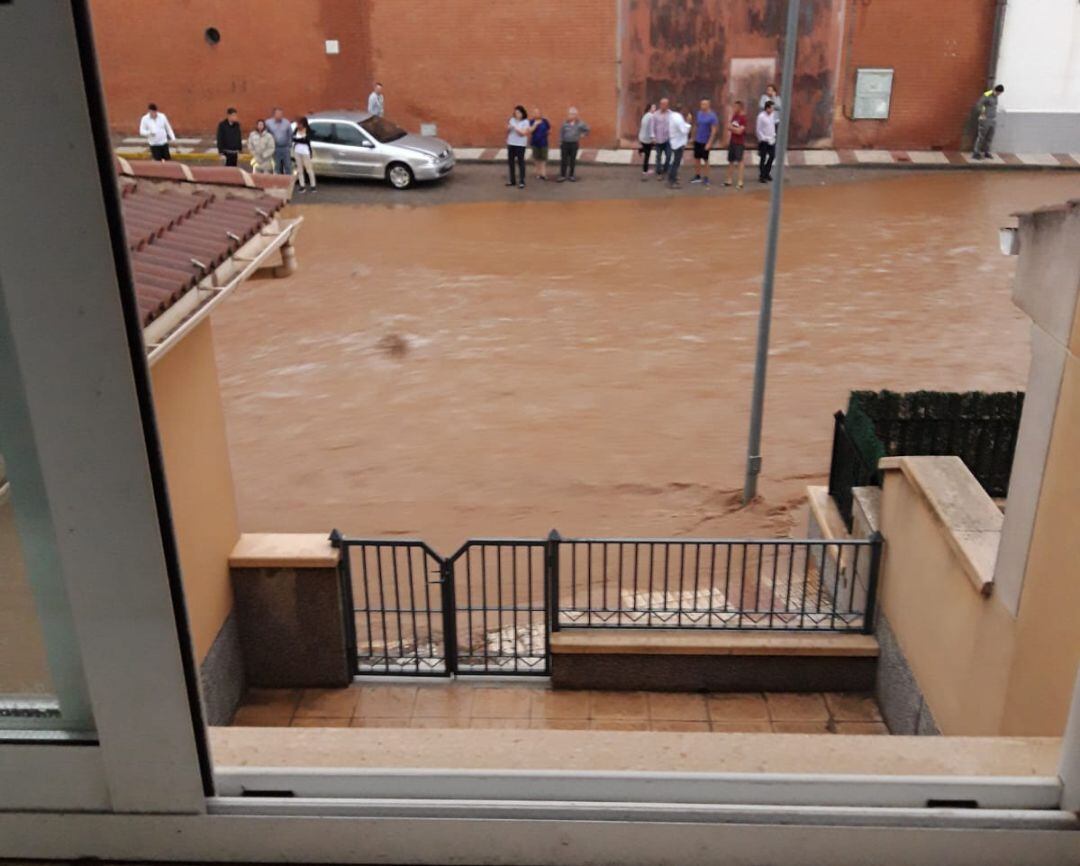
359;115;407;143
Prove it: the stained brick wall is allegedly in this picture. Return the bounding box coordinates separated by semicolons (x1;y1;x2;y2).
831;0;997;150
89;1;995;150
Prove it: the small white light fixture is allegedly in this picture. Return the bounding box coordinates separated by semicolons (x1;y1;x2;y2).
999;226;1020;256
325;40;340;55
420;123;438;137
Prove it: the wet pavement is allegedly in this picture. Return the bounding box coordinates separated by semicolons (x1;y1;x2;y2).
211;169;1079;552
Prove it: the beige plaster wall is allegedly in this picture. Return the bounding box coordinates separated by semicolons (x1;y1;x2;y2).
877;461;1016;735
1000;319;1080;734
149;319;240;662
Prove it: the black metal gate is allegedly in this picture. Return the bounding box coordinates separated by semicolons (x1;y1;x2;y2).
333;534;550;677
332;530;882;678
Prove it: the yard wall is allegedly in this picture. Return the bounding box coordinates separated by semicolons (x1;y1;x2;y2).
149;318;244;724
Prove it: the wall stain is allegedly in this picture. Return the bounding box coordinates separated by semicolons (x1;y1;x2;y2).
622;0;841;146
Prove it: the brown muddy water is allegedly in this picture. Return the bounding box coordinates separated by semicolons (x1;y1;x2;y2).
212;172;1076;552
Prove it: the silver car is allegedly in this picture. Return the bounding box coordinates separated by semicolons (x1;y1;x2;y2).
306;110;454;189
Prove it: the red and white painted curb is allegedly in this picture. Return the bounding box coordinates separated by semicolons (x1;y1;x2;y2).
115;138;1080;170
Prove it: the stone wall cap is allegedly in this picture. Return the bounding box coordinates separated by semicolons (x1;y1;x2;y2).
230;533;340;569
550;630;879;657
885;456;1001;596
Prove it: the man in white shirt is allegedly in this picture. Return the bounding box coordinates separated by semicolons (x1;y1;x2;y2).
756;100;779;183
666;105;692;188
139;103;176;161
367;82;385;117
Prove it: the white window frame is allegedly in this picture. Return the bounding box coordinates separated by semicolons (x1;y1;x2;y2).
0;4;1077;863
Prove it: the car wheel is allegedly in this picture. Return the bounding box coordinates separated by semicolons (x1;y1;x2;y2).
387;163;414;190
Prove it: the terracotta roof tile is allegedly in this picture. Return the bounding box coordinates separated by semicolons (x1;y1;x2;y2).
119;180;285;326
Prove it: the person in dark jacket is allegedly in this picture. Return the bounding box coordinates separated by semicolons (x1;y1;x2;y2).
216;107;242;167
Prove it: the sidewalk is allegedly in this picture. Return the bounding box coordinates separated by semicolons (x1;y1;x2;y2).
114;136;1080;170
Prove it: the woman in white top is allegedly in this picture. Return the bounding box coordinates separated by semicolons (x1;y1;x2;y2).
638;103;657;178
292;116;316;193
506;105;530;189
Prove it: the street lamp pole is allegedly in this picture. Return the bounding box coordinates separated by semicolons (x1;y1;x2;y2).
742;0;801;505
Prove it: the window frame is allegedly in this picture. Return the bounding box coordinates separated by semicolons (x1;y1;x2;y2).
0;3;1077;862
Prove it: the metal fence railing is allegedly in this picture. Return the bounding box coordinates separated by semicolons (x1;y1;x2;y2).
827;411;878;531
333;530;884;677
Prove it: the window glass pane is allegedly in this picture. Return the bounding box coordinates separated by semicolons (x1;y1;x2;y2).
308;122;333;143
0;410;94;736
333;123;369;146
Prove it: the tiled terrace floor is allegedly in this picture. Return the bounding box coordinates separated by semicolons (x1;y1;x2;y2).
232;683;888;734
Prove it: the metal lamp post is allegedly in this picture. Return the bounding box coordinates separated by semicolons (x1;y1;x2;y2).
742;0;802;505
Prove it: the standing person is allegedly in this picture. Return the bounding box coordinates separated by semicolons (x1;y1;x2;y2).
139;103;176;161
292;116;316;193
723;100;747;189
653;97;672;180
666;105;691;189
265;108;293;175
215;107;242;167
529;107;551;181
557;107;591;182
638;103;656;179
247;119;276;173
756;99;778;183
690;98;720;185
367;82;385;117
759;83;781;117
972;84;1005;160
506;105;530;189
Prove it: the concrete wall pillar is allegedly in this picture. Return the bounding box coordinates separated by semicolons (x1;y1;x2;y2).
229;534;350;689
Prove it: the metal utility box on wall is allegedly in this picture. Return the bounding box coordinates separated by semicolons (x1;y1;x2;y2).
852;68;894;120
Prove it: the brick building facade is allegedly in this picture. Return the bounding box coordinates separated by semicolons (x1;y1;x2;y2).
88;0;997;151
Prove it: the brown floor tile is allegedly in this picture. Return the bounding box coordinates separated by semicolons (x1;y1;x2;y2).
709;721;773;733
647;692;709;722
413;685;475;719
354;685;418;718
294;687;362;719
530;689;592;720
470;717;531;729
771;721;832;734
650;720;711;732
291;717;351;727
835;721;890;735
529;718;589;730
231;704;296;726
765;692;828;721
469;687;533;719
351;716;412;728
590;719;649;731
409;716;470;729
825;693;883;723
705;693;769;722
241;688;301;710
590;691;649;720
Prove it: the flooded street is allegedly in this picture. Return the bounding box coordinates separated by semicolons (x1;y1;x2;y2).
211;171;1076;552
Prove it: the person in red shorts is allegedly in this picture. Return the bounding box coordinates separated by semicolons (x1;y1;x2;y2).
723;100;747;189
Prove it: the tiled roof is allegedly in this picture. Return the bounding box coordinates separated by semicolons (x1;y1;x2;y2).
119;180;285;326
115;155;294;193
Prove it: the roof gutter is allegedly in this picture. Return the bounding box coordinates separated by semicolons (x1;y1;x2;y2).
987;0;1008;88
144;215;303;366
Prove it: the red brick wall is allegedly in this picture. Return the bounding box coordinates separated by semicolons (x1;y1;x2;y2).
832;0;996;150
369;1;617;146
88;0;616;147
88;0;373;136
